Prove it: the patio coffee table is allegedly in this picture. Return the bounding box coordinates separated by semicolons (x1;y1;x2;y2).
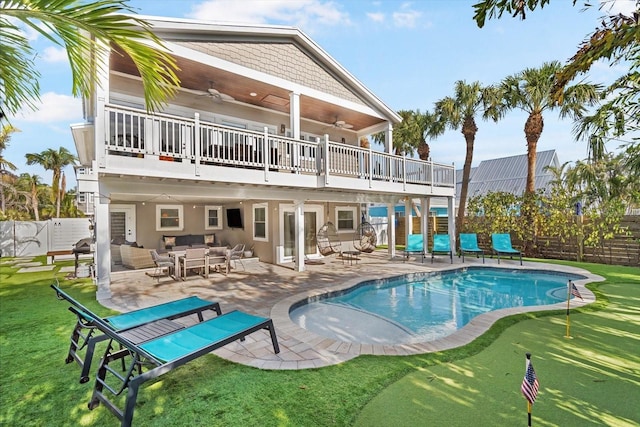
342;250;361;266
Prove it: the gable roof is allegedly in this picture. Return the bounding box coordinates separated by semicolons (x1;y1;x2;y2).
113;16;401;132
456;150;560;200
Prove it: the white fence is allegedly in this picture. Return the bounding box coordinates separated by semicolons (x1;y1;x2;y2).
0;219;91;258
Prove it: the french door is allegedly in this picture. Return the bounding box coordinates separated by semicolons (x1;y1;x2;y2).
279;204;323;261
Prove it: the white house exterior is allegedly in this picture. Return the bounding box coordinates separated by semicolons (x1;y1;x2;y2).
70;16;456;296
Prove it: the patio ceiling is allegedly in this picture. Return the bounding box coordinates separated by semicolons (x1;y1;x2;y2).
110;52;385;132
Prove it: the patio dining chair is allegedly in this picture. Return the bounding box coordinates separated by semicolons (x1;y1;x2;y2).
179;248;208;280
228;244;245;270
149;249;175;282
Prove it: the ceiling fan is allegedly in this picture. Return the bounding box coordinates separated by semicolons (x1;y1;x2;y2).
199;81;234;103
332;118;354;129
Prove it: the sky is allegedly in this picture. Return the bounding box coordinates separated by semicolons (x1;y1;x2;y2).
4;0;636;188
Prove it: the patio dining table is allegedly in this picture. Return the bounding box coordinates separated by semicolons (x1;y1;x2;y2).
168;249;229;280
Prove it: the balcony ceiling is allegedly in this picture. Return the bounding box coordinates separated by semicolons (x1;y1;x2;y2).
110;52;384;132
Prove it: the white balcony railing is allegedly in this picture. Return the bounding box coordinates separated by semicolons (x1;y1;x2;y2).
103;104;455;189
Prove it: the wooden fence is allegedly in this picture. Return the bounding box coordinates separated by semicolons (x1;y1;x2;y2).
395;215;639;267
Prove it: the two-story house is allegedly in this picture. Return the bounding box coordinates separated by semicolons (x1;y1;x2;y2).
71;15;456;296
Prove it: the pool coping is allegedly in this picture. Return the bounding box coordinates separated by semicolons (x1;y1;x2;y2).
270;262;603;359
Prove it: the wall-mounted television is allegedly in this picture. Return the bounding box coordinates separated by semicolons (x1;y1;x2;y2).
226;208;243;229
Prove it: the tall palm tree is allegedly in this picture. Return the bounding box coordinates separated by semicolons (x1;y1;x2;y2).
486;61;600;253
489;61;600;196
0;125;19;212
25;147;76;218
427;80;500;237
1;0;180;117
16;173;44;220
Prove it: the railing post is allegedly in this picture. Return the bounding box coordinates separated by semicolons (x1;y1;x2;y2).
324;134;330;186
430;159;434;194
402;156;406;191
264;126;269;182
368;145;373;188
194;113;200;176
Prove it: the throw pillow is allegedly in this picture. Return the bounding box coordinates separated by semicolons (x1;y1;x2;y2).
204;234;215;246
164;236;176;249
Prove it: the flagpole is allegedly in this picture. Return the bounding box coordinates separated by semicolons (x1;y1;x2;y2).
526;353;532;427
565;281;572;339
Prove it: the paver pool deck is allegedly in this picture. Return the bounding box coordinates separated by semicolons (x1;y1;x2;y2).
101;252;600;370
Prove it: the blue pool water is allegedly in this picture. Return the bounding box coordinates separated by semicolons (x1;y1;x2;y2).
290;267;585;344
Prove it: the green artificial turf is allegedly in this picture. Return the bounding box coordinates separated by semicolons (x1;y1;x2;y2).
0;257;638;426
356;264;640;426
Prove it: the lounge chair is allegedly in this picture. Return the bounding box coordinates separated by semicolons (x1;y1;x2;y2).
431;234;453;264
404;234;425;263
53;285;279;427
491;233;523;265
459;233;484;263
52;284;221;383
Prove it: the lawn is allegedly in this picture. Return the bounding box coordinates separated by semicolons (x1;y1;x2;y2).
0;257;638;426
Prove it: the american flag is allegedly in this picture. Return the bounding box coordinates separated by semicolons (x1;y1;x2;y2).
521;359;539;405
570;281;583;300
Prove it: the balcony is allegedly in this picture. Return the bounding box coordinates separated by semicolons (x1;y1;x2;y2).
97;104;455;196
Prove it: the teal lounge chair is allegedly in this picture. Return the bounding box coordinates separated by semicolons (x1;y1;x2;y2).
52;284;221;383
54;286;279;427
491;233;522;265
404;234;425;263
431;234;453;264
460;233;484;263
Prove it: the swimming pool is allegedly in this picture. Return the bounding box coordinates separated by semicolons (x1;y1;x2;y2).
290;267;586;345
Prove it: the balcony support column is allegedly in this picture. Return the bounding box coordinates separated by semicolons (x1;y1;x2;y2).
94;193;112;299
323;134;330;185
194;113;201;176
289;92;301;174
421;197;430;256
294;199;305;272
387;202;396;259
447;196;456;254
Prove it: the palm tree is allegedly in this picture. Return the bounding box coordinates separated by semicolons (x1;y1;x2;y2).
485;61;600;254
371;110;430;156
0;125;19;212
1;0;180;117
16;173;44;220
489;61;600;196
427;80;500;238
25;147;76;218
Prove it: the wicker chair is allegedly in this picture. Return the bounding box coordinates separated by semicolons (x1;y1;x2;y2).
353;222;377;253
317;222;342;256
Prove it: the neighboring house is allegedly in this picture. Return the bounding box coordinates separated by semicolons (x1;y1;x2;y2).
70;16;456;295
455;150;560;204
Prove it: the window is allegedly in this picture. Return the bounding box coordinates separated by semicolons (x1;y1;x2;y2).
335;206;357;232
253;203;268;241
204;205;222;230
156;204;183;231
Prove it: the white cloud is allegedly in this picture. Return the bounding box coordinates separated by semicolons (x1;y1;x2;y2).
187;0;350;30
367;12;385;23
392;3;422;28
601;0;637;16
41;46;68;63
12;92;82;123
